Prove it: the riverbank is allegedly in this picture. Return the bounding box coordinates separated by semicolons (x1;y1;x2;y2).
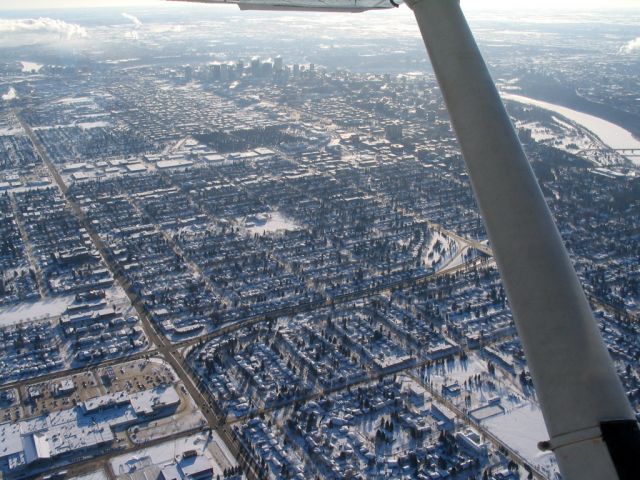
515;75;640;140
502;93;640;166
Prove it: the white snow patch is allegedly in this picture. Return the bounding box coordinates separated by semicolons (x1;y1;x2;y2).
56;96;93;105
0;127;23;136
0;295;75;327
245;211;301;234
426;355;488;386
68;469;109;480
20;61;43;73
442;245;469;270
483;402;559;478
2;87;17;101
77;121;110;130
424;230;460;271
110;431;237;476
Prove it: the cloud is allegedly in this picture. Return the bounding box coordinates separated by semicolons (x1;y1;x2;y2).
0;17;87;39
619;37;640;54
122;13;142;27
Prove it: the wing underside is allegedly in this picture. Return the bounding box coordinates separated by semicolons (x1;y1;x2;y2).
169;0;402;12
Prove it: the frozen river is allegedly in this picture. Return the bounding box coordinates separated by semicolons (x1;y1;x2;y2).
502;93;640;166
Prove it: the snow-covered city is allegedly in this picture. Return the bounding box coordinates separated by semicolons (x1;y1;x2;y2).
0;1;639;479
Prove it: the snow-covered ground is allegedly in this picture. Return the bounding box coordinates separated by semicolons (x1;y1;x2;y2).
57;96;95;105
77;121;111;130
423;352;559;477
483;402;559;478
245;211;301;235
110;431;238;478
20;61;43;73
0;284;132;328
2;87;17;101
32;121;111;131
441;245;469;270
422;230;460;271
0;295;75;327
68;470;109;480
517;114;613;164
425;354;489;387
504;93;639;166
519;121;556;142
0;126;23;136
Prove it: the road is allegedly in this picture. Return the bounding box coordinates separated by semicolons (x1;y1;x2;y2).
15;109;571;480
18;113;264;480
9;193;47;298
13;112;491;476
405;369;548;480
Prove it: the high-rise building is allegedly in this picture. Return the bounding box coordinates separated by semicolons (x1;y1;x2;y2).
262;61;273;77
220;63;229;81
274;56;283;71
212;64;221;81
385;122;403;143
251;57;261;77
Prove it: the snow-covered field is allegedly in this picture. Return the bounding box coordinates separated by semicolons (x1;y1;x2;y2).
245;211;301;235
424;353;559;478
20;61;43;73
0;127;23;136
32;120;111;131
77;121;111;130
483;402;559;478
423;230;460;271
57;96;95;105
0;295;75;327
2;87;17;101
516;114;613;165
425;354;488;387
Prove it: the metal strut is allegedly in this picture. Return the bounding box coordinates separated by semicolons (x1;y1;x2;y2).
405;0;639;479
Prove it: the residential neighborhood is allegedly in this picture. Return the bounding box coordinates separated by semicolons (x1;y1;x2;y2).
0;3;639;479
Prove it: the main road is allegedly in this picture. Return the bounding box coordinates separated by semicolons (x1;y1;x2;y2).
17;110;562;480
18;113;264;480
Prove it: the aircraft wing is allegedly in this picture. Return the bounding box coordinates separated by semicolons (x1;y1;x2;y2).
169;0;402;12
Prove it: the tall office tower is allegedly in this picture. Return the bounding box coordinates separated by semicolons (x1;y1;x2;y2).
250;57;261;77
262;61;273;77
220;63;229;81
212;64;221;81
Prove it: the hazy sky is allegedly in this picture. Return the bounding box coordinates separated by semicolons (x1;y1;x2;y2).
1;0;639;10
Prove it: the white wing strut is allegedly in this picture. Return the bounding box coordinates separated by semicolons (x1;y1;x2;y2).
405;1;639;479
